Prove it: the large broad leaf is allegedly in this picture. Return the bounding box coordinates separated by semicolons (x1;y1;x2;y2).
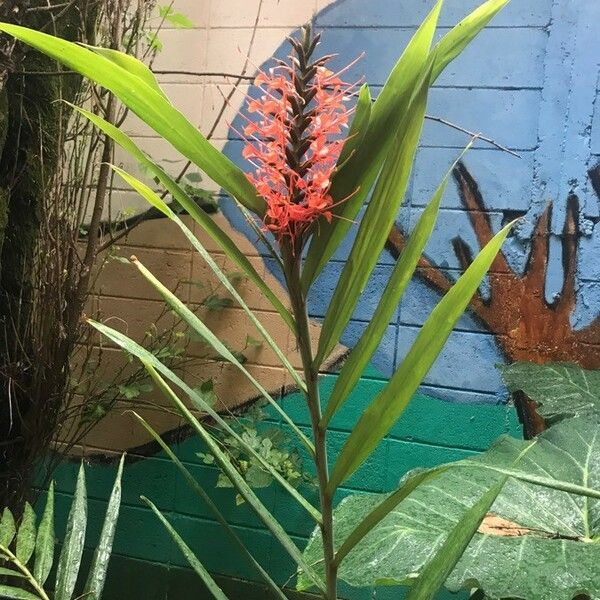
500;362;600;424
0;23;263;215
301;417;600;600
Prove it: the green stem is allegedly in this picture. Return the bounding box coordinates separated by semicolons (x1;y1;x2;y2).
283;244;337;600
0;544;51;600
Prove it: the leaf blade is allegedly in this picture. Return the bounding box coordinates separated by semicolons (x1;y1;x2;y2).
15;503;36;565
69;105;293;332
141;497;229;600
83;454;125;600
315;65;433;365
329;221;514;492
0;508;16;548
0;23;263;214
321;153;456;425
132;414;287;600
33;483;55;585
301;0;443;289
55;464;87;600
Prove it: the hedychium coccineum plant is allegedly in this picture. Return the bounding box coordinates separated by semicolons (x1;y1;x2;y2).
0;1;528;598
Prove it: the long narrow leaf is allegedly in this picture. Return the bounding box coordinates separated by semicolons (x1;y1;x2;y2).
55;464;87;600
315;65;433;365
133;413;287;600
69;105;294;331
141;497;229;600
83;454;125;600
84;45;167;98
336;84;372;168
0;586;41;600
143;365;325;593
0;508;16;547
321;149;465;426
335;466;450;566
88;320;321;523
129;255;312;452
301;0;443;290
15;503;36;565
0;23;263;215
431;0;510;82
329;221;515;492
0;567;25;578
405;477;507;600
110;165;304;392
33;483;55;585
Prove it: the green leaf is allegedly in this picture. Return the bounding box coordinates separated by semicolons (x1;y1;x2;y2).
141;497;229;600
68;111;291;330
500;362;600;424
15;503;36;565
431;0;510;82
158;5;195;28
0;23;263;215
126;253;311;451
303;417;600;599
132;414;287;599
321;150;459;425
302;0;509;290
140;367;325;594
336;83;372;168
334;466;451;566
301;0;443;290
0;567;25;578
55;463;87;600
328;221;514;492
83;45;167;98
87;321;321;526
0;508;16;547
406;478;507;600
33;482;55;585
0;585;41;600
83;454;125;600
315;65;433;365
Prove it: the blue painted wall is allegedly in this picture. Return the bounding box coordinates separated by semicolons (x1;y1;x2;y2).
221;0;600;404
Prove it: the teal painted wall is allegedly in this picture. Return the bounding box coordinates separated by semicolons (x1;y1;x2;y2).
45;388;521;599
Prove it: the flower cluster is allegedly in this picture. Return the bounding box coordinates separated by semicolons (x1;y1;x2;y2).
242;26;355;243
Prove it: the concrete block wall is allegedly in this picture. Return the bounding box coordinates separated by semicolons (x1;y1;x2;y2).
51;0;600;597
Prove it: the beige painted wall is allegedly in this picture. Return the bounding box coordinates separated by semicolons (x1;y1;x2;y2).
75;0;342;456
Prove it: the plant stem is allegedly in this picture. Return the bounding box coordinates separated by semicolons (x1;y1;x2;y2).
283;245;337;600
0;544;51;600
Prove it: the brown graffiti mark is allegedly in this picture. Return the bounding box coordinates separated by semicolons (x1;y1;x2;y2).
387;162;600;436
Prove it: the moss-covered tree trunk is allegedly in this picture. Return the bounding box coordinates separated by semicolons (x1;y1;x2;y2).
0;1;92;511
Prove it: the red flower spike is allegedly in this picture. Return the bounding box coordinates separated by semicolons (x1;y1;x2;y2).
242;25;357;245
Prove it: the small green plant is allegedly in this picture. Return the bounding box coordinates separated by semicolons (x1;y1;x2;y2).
0;457;124;600
199;403;314;504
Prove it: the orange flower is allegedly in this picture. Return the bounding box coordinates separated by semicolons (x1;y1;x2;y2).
242;26;356;244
